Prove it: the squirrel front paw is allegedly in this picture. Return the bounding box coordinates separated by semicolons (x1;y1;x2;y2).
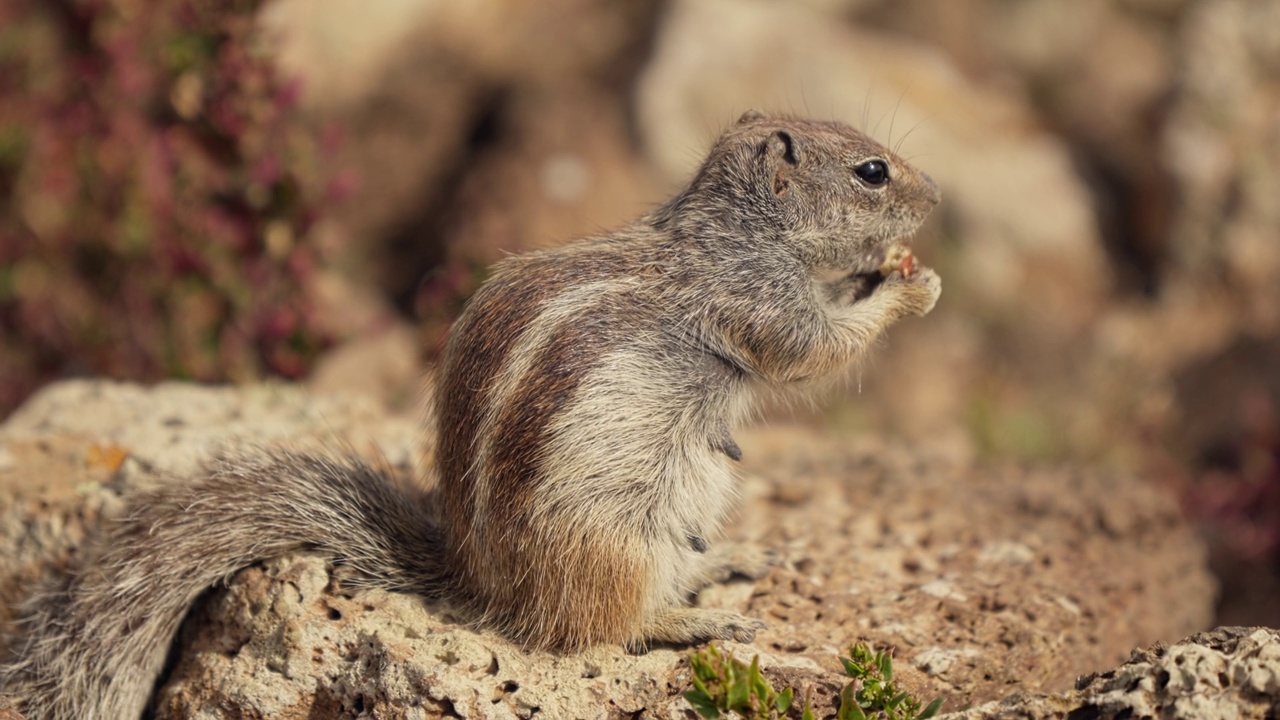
882;266;941;317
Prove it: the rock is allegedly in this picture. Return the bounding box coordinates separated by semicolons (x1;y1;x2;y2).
1161;0;1280;332
155;554;692;719
0;381;1216;718
307;317;422;411
736;429;1213;707
0;380;420;481
848;0;1280;454
259;0;666;315
945;627;1280;720
855;0;1182;295
0;381;424;647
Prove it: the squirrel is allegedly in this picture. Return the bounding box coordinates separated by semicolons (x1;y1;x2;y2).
0;111;941;720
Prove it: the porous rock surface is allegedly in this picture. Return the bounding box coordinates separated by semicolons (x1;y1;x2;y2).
951;626;1280;720
0;381;1219;718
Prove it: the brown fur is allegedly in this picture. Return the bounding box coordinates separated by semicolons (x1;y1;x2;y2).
1;112;942;719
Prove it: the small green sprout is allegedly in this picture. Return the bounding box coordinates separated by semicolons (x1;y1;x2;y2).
836;643;944;720
684;643;797;719
683;642;943;720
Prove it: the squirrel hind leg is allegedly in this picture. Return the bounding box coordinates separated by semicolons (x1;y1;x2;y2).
623;541;774;651
490;531;651;652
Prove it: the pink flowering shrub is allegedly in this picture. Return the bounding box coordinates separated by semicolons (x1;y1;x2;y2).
0;0;341;416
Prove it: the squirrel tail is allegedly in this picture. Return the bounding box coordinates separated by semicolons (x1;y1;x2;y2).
0;448;449;720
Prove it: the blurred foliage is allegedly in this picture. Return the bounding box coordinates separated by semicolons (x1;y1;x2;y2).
0;0;342;417
1187;403;1280;568
1166;338;1280;585
414;257;490;357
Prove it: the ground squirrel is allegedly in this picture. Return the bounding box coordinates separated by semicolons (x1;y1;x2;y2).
0;111;942;719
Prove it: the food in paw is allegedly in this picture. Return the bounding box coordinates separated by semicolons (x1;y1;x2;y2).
878;244;915;279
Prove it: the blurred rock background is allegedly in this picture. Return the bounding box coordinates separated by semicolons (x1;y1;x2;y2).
1;0;1277;625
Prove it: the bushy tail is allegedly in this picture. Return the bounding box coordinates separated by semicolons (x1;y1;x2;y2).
0;449;449;720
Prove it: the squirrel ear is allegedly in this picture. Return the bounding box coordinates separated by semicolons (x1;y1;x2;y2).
738;109;767;124
767;130;800;165
764;130;800;195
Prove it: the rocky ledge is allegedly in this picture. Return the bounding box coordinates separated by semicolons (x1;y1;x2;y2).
0;381;1251;718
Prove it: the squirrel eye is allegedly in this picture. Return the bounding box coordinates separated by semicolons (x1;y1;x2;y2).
853;160;889;186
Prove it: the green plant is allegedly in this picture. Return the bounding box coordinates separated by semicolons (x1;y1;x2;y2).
684;642;944;720
836;643;944;720
685;643;796;720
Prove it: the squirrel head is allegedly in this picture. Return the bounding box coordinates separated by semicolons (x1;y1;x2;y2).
672;111;940;272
